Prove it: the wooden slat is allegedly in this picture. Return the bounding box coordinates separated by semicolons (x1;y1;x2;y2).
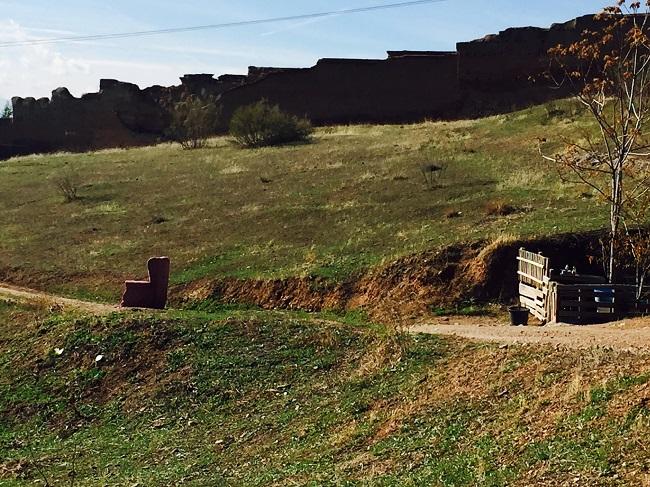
522;305;544;314
557;311;616;319
558;300;610;307
519;284;546;300
517;271;545;286
555;284;638;290
546;282;556;323
521;297;545;309
516;256;546;268
520;296;546;321
556;289;621;294
518;249;549;286
518;249;550;322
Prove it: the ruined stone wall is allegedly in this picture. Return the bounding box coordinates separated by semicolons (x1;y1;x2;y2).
219;53;461;126
1;73;250;159
178;74;247;98
457;15;606;90
453;14;612;114
143;73;247;112
247;67;303;82
0;14;614;159
7;81;168;157
0;118;15;159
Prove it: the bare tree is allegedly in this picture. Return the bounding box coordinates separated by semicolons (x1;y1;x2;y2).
540;1;650;285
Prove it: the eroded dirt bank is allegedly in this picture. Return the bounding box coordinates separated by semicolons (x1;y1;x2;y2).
172;231;606;322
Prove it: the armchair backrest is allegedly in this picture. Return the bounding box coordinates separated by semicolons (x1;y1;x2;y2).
147;257;170;308
148;257;170;284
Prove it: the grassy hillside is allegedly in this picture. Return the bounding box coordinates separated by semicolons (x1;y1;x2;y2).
0;100;606;300
1;299;650;486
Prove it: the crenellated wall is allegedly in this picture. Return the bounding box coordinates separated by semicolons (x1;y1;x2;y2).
0;14;607;159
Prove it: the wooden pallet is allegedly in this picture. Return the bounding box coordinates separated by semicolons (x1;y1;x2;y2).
517;249;550;322
548;283;646;324
518;248;649;324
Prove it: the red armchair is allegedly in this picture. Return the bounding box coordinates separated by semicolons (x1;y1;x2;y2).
121;257;170;309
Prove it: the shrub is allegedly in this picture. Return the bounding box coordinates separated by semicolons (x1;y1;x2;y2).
168;96;221;150
543;101;566;120
52;167;80;202
229;100;313;148
419;162;445;189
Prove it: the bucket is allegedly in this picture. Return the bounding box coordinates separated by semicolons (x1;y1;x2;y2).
509;306;529;326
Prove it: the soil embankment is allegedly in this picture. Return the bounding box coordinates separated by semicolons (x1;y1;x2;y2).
173;231;606;322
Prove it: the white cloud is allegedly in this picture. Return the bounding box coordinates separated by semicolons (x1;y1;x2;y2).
0;20;197;100
0;19;319;103
16;26;78;37
0;20;94;99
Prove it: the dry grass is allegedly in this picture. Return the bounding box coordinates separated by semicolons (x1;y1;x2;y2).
485;200;521;217
461;233;519;287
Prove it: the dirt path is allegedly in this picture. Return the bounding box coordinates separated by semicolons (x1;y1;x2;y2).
3;281;650;351
0;282;118;315
412;316;650;352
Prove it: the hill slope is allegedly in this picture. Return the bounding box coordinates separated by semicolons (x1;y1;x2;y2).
0;100;605;302
2;300;650;486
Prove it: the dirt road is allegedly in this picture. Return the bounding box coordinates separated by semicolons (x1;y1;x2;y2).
413;316;650;352
0;282;118;315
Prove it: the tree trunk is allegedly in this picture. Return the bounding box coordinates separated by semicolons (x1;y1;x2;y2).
608;165;624;283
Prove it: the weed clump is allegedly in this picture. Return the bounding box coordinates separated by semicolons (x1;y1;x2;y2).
230;100;313;148
485;200;521;217
419;162;445;189
52;166;80;202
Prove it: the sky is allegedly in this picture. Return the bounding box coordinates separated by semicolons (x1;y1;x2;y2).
0;0;610;106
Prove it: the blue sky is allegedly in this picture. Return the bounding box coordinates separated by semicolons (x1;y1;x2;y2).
0;0;609;104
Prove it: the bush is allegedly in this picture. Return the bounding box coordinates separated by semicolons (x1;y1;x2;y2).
168;96;221;150
229;100;313;148
52;167;80;202
419;162;445;189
